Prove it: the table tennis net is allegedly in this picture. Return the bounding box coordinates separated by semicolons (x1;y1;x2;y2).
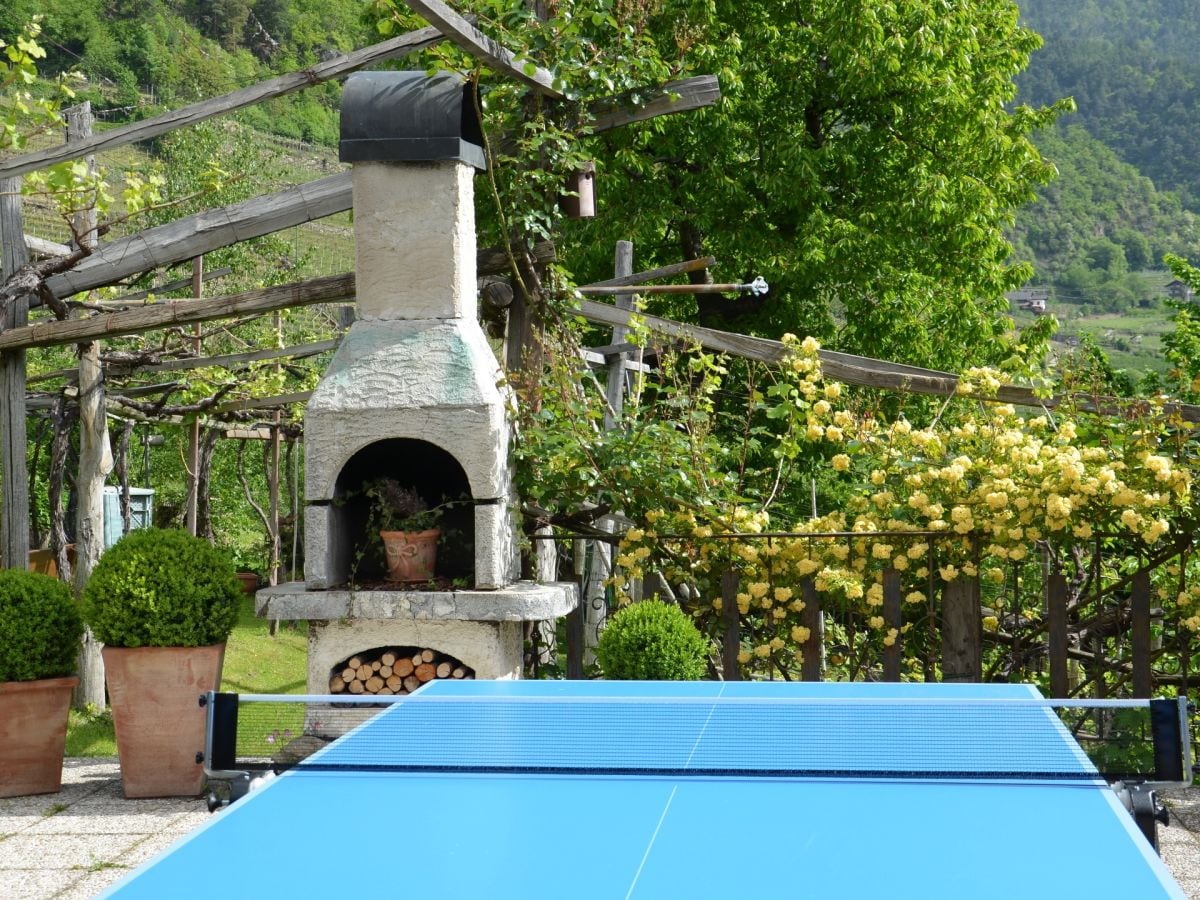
203;692;1191;783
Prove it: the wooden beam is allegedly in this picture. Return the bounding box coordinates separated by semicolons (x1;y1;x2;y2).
587;75;721;133
400;0;564;99
573;298;1200;423
580;256;715;289
0;273;355;352
24;234;71;259
213;390;313;414
44;173;353;301
29;337;341;385
224;427;300;441
38;167;551;302
138;338;340;374
90;266;234;309
0;28;443;181
576;282;753;295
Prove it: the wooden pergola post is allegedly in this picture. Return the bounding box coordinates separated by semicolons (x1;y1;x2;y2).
0;177;30;572
67;103;112;711
185;257;204;536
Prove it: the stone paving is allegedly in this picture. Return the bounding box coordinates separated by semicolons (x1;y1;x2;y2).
0;759;208;899
4;759;1200;898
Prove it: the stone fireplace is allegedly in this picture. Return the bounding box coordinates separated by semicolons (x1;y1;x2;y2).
256;71;576;690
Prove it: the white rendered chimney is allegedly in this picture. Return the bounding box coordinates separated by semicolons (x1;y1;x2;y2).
302;72;516;592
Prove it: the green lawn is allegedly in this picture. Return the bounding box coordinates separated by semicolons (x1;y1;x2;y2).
65;598;307;757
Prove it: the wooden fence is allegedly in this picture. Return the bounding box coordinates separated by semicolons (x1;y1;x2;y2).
545;530;1195;700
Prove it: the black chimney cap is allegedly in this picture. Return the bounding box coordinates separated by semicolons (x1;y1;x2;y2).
339;71;486;170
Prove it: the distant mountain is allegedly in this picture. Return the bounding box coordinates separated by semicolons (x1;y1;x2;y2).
1012;123;1200;278
1017;0;1200;209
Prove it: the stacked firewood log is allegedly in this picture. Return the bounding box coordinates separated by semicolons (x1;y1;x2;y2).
329;648;474;695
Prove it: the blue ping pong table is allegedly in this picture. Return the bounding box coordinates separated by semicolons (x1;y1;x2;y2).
100;680;1186;899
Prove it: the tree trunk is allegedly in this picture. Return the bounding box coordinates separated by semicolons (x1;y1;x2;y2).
68;103;111;712
47;396;75;582
195;427;219;541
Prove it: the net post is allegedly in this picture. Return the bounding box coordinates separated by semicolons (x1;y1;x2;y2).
1150;697;1190;783
203;691;240;773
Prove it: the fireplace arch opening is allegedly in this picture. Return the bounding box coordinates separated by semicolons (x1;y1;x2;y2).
330;438;475;586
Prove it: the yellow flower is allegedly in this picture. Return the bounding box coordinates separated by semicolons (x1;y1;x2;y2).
753;644;772;658
832;453;851;472
939;565;959;582
825;426;844;442
982;616;999;632
905;591;926;604
883;628;898;647
868;616;884;629
774;586;793;602
737;650;752;664
769;637;785;651
824;383;842;399
870;469;887;485
625;528;644;542
747;582;769;600
791;625;811;643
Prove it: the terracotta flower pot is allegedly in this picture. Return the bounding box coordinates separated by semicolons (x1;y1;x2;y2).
236;572;259;596
103;644;225;798
0;676;78;798
380;529;439;582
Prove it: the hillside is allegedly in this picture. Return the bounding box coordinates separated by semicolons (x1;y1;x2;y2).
1016;0;1200;210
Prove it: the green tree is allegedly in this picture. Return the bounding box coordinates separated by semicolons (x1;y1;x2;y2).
1163;254;1200;403
562;0;1067;371
376;1;1067;372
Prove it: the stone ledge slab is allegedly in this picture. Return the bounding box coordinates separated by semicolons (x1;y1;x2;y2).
256;581;577;622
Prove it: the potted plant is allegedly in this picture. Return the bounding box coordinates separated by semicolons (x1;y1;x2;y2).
361;478;447;583
83;527;240;798
0;570;84;798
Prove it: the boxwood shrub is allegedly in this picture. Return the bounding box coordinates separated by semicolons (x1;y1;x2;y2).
83;528;241;648
596;600;709;681
0;570;83;682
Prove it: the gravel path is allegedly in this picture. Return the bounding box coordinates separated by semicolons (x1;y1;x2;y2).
3;759;1200;898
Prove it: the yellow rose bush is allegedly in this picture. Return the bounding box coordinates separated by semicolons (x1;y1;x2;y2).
611;336;1198;680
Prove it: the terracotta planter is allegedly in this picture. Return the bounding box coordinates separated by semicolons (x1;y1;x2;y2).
236;572;259;596
380;528;439;582
0;676;78;798
103;644;225;798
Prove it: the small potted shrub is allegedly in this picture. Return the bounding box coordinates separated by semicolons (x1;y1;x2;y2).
362;478;446;582
596;600;710;681
0;570;83;797
83;527;240;798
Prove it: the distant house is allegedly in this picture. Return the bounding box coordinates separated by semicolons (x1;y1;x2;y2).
1165;280;1195;303
1007;287;1050;314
